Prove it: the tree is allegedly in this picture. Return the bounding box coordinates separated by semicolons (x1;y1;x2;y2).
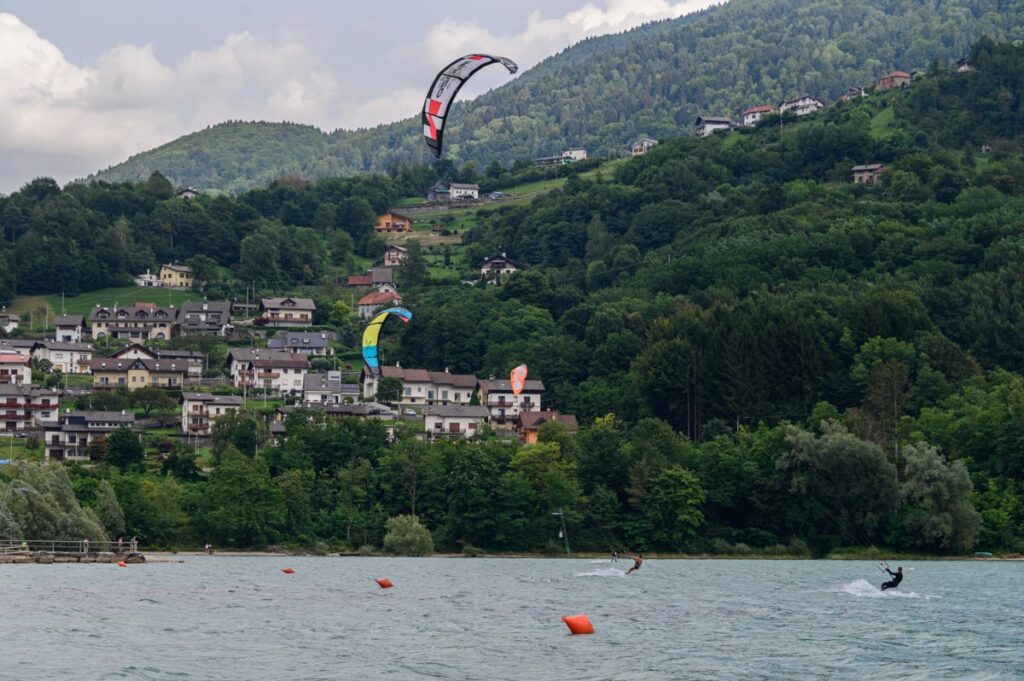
376;376;403;404
398;240;428;288
641;466;705;549
383;514;434;556
92;480;126;539
211;410;259;459
198;447;285;547
185;254;219;288
105;427;144;469
145;171;174;200
894;442;980;552
132;386;177;418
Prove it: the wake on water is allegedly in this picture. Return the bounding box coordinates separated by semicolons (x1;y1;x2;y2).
836;578;921;599
576;567;627;578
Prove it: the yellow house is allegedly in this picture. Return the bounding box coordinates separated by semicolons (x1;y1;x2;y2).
88;357;186;390
160;263;193;288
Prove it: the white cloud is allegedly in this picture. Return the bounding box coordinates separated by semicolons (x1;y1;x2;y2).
0;12;340;190
426;0;719;75
0;1;720;192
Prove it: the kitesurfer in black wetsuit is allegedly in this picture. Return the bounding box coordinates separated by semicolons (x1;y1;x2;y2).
881;566;903;591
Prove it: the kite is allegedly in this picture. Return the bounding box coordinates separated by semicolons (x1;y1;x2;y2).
422;54;518;158
510;364;528;396
362;307;412;373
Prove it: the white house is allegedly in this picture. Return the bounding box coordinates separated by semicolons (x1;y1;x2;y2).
53;315;85;343
423;405;489;439
227;348;309;395
358;291;402;320
448;183;479;200
695;115;733;137
303;371;360;404
479;254;522;283
361;365;477;406
779;96;824;117
382;246;408;268
180;392;243;436
32;341;94;375
0;384;59;432
133;269;161;287
742;105;776;126
563;148;587;162
0;352;31;385
44;411;135;463
631;137;658;156
478;377;545;426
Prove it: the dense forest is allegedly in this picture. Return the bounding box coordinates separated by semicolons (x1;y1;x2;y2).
84;0;1024;193
2;39;1024;556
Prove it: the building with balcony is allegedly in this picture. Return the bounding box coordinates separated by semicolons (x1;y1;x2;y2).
361;365;477;406
88;357;186;390
160;263;194;288
0;384;60;432
89;303;176;340
303;371;359;404
0;352;31;385
423;405;489;439
227;348;309;395
259;297;316;328
478;377;545;426
44;411;136;462
53;315;85;343
31;341;94;375
179;392;244;435
178;300;232;335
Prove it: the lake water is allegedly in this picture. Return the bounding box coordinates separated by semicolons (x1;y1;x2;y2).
1;557;1021;680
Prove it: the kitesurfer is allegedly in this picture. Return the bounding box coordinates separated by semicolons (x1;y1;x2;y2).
881;566;903;591
625;554;643;575
611;551;618;563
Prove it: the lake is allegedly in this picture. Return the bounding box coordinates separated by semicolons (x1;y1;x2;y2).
1;557;1021;680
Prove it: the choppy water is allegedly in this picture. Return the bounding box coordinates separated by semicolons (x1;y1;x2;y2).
1;557;1021;680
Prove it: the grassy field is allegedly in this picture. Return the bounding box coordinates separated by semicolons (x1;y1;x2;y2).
870;107;896;140
8;286;204;332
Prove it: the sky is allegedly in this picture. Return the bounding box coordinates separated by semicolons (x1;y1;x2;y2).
0;0;719;194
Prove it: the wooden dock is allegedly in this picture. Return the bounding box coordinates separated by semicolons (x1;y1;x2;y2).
0;539;146;565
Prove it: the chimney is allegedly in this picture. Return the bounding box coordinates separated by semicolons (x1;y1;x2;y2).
445;367;450;373
395;361;401;368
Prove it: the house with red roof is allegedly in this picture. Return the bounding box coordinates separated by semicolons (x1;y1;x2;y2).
357;290;402;319
742;105;777;126
877;70;911;91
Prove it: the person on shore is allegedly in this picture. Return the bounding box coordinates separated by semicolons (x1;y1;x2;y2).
881;566;903;591
625;553;643;575
82;538;89;555
117;537;123;553
205;543;213;555
130;536;137;553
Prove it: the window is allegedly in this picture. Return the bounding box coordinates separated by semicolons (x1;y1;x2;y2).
403;387;411;396
442;390;448;400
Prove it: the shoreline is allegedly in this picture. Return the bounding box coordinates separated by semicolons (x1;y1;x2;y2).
144;550;1024;561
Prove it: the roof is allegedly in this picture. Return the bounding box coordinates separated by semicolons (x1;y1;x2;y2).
303;372;359;393
161;263;193;274
0;384;58;397
481;378;545;393
423;405;489;419
0;340;36;350
53;315;84;326
153;349;204;360
632;137;658;145
267;331;331;350
88;358;188;373
369;267;393;284
347;275;373;287
480;255;524;269
260;297;316;311
180;300;231;315
695;115;732;125
852;164;885;171
380;210;410;219
0;353;29;364
743;105;775;115
358;291;399;306
89;305;176;322
228;348;295;363
885;70;911;78
379;366;478;388
180;392;243;406
37;341;94;352
519;411;578;431
251;357;311;369
449;183;480;191
385;245;408;253
64;411;135;423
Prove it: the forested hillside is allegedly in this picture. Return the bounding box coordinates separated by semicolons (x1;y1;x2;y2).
85;0;1024;192
2;39;1024;556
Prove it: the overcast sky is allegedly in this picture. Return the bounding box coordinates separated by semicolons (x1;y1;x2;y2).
0;0;718;194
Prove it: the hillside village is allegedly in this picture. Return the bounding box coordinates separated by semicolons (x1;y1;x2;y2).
0;55;986;472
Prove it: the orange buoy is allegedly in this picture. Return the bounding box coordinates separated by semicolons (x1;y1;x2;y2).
281;567;295;574
376;578;394;589
117;561;127;568
562;614;595;635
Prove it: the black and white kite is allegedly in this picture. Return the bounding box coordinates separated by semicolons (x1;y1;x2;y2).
422;54;518;158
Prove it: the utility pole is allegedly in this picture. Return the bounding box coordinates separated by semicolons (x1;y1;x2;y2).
552;509;570;554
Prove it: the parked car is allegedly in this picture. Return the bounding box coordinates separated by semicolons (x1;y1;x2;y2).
403;408;417;416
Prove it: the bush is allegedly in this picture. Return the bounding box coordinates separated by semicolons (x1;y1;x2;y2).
788;538;810;556
382;514;434;556
461;543;485;556
711;538;733;554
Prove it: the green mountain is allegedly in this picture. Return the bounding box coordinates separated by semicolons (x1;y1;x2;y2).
87;0;1024;193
